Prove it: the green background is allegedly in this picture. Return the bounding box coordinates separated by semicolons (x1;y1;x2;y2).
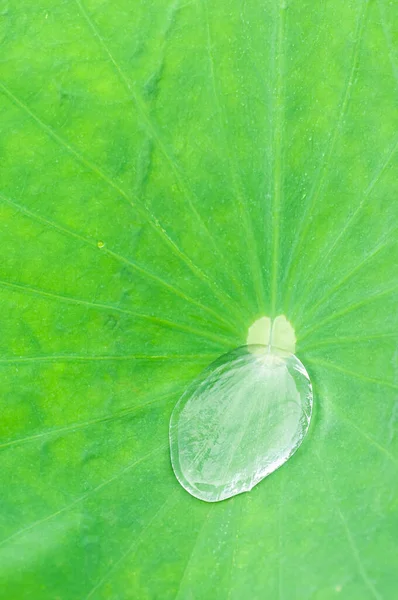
0;0;397;598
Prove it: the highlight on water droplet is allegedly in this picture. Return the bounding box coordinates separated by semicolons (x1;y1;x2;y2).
169;316;312;503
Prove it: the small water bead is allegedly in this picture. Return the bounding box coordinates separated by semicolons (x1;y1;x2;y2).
169;344;313;502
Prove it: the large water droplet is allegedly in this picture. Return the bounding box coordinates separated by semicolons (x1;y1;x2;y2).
169;346;312;502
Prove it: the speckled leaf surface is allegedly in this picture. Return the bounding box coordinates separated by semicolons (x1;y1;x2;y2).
0;0;397;598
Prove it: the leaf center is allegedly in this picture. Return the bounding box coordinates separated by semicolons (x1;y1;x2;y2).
247;314;296;353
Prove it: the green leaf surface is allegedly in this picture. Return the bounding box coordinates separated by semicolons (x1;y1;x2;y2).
1;0;397;598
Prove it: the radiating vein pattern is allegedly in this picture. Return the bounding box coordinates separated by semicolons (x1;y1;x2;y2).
0;0;397;598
